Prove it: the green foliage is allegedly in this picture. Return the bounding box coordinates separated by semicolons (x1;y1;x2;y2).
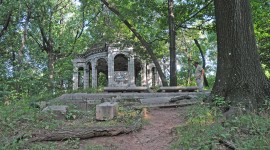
27;143;57;150
176;30;217;87
150;86;161;92
66;109;81;120
186;102;220;125
259;96;270;113
212;95;226;107
0;98;64;149
85;145;106;150
204;74;215;90
252;0;270;72
116;105;142;125
171;103;224;149
64;138;80;149
98;72;107;87
0;92;143;149
171;103;270;149
71;87;104;94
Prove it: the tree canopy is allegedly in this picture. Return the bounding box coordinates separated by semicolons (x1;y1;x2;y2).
0;0;269;109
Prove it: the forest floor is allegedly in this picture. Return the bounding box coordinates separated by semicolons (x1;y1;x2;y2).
78;107;188;150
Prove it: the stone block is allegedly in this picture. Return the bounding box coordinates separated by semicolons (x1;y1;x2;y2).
96;102;118;121
87;99;102;105
42;105;68;119
30;101;49;109
37;101;49;109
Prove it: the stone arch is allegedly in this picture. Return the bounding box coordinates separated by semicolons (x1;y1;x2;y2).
86;61;92;88
134;57;142;86
78;67;84;88
96;58;108;86
114;54;128;71
151;67;156;87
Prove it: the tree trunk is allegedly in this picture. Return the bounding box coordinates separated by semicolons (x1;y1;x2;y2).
101;0;168;86
212;0;270;110
48;51;55;93
187;56;192;86
168;0;177;86
29;125;141;142
0;11;12;38
194;39;209;87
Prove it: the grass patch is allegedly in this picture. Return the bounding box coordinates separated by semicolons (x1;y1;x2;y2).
0;95;142;149
171;102;270;149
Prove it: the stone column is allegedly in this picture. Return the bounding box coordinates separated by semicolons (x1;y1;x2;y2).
73;66;79;90
156;72;161;86
108;53;114;87
128;55;135;86
153;67;157;87
141;63;147;86
147;66;152;87
84;64;89;89
91;60;97;87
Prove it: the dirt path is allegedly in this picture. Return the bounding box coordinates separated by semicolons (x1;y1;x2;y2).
79;107;188;150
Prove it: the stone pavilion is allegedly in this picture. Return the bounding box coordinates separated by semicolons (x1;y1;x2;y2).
72;43;164;91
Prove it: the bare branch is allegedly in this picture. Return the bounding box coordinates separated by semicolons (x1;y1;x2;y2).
28;33;43;50
149;37;168;44
73;7;102;48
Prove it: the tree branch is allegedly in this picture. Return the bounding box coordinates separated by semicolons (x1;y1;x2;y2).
149;37;168;44
39;25;50;52
175;0;214;30
73;7;102;48
100;0;168;86
29;33;43;50
194;39;209;87
0;11;12;38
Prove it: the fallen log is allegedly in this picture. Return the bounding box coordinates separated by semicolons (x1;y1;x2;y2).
212;137;236;150
30;123;141;142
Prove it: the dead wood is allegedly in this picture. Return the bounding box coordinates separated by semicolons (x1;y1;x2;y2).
212;137;236;150
30;120;142;142
218;139;236;150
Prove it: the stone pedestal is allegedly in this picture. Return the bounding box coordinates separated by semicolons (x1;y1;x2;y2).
96;102;118;121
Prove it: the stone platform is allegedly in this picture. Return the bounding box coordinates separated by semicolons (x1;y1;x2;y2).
56;91;209;101
159;86;198;92
104;86;148;93
52;91;209;110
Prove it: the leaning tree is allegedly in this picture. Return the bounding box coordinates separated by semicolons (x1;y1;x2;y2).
211;0;270;110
